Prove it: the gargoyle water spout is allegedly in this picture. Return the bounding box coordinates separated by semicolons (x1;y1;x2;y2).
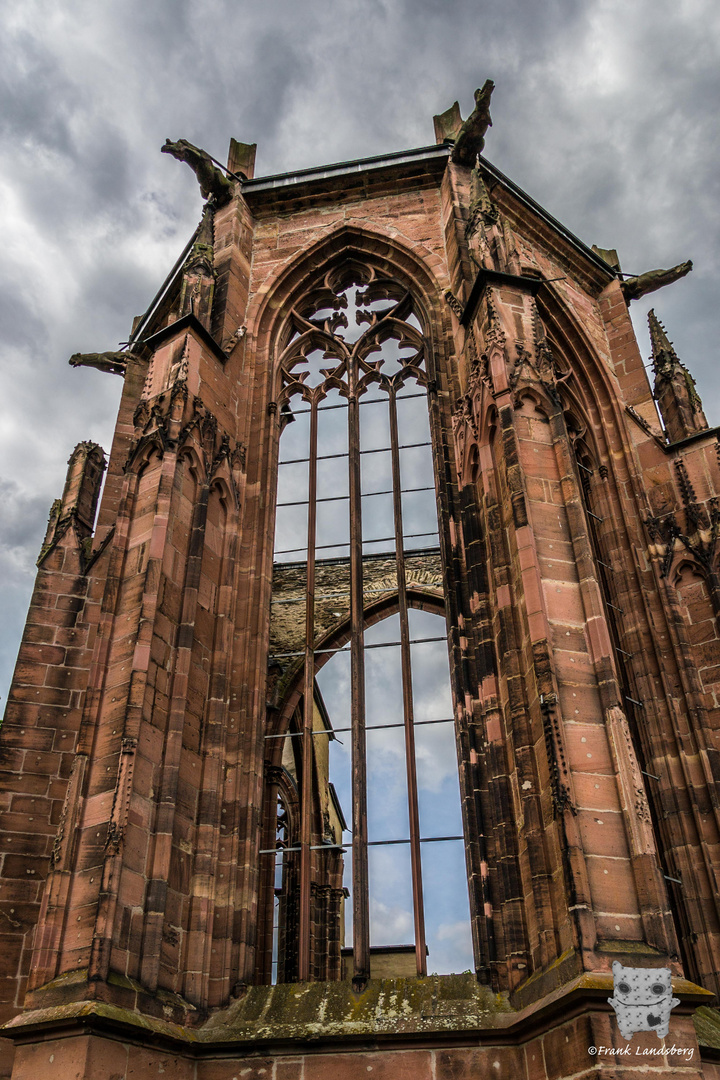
162;138;234;205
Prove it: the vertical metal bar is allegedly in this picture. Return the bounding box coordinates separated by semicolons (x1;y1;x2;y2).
298;395;318;981
349;369;370;987
389;384;427;976
261;780;280;984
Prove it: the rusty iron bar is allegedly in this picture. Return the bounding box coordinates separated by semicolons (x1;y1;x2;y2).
260;844;348;854
272;585;437;605
286;391;426;416
389;384;427;977
275;530;437;555
349;372;370;988
298;396;319;981
274;542;441;567
269;635;446;659
264;717;454;739
260;781;282;982
270;570;442;605
277;484;434;507
260;836;463;854
369;836;462;845
279;440;432;466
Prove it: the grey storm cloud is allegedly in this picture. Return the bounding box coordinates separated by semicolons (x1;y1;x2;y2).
1;0;719;699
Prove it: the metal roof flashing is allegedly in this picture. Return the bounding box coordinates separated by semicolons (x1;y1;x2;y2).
241;144;451;193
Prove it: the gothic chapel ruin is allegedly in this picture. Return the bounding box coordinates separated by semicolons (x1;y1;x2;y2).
1;83;720;1079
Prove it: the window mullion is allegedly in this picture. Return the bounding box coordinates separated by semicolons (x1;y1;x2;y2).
349;368;370;989
389;385;427;977
298;395;318;982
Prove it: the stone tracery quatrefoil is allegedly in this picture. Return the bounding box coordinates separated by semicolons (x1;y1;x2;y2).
278;264;426;402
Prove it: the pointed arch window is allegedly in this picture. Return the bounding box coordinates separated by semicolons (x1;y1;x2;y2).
264;263;472;986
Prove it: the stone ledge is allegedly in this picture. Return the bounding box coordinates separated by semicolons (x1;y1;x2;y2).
3;972;714;1056
694;1005;720;1055
3;999;198;1047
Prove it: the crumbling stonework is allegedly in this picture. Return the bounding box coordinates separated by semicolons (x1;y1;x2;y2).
1;87;720;1078
269;551;443;691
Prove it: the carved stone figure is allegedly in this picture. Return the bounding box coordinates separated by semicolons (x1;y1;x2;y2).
162;139;234;205
620;260;692;301
68;351;129;376
177;205;216;328
452;80;495;166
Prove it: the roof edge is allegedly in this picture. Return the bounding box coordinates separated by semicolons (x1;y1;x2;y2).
477;154;618;279
241;143;451;192
242;143;618;280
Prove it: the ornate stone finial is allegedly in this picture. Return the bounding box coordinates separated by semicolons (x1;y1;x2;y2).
187;203;215;266
68;351;129;376
591;245;621;272
433;101;463;144
468;165;499;226
620;260;692;302
465;161;520;275
227;139;257;180
161;139;234;205
451;80;495;166
38;442;106;564
648;308;707;443
178;205;216;327
465;165;496;271
648;309;679;380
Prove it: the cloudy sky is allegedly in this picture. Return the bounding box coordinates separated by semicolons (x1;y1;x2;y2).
1;0;719;701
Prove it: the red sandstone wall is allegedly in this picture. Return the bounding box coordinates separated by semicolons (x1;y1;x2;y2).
6;1009;709;1080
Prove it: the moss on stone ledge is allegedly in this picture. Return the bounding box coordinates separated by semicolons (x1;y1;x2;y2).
693;1006;720;1051
6;972;714;1051
201;974;509;1042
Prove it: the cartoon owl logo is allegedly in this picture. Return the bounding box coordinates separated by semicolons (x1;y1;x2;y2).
608;961;680;1040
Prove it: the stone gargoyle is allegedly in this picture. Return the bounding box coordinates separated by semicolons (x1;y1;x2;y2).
620;260;692;302
69;351;130;376
452;80;495;166
161;139;234;205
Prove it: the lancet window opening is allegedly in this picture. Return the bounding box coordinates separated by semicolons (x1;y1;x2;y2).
266;264;469;986
271;789;299;984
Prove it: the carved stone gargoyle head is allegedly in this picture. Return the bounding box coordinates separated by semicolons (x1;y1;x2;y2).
162;138;234;205
451;80;495;166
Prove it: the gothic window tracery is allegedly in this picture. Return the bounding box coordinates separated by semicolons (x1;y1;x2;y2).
273;268;436;565
264;262;472;986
